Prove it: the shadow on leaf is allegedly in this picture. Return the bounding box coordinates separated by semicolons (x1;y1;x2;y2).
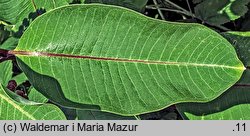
16;58;101;111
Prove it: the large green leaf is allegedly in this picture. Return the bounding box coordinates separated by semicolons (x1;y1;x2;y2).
176;31;250;120
0;84;66;120
0;0;68;31
13;4;244;115
194;0;250;25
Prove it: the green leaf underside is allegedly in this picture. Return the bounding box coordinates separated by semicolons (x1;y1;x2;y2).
176;32;250;120
15;4;244;115
0;85;66;120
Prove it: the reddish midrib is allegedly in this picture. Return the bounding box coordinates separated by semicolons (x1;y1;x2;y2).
9;50;245;70
9;50;179;64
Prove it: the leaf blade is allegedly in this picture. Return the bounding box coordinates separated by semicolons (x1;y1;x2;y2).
15;4;244;115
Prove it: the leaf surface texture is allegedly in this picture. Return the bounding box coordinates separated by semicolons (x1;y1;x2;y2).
15;4;244;115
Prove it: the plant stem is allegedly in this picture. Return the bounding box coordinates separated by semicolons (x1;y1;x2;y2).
164;0;195;17
185;0;193;18
0;20;14;27
134;115;141;120
146;5;192;17
209;24;230;31
0;49;15;63
152;0;166;20
150;1;229;31
0;20;15;32
0;49;9;56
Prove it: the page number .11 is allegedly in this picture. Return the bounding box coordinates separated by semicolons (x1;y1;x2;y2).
233;123;246;132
